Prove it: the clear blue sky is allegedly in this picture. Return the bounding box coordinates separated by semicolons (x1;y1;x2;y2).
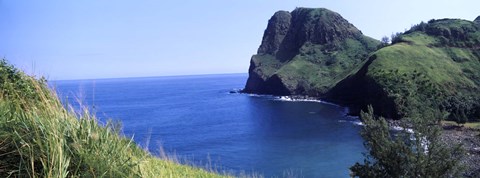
1;0;478;80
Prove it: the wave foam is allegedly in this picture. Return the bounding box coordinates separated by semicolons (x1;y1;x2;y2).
351;120;364;126
391;126;414;133
274;96;341;106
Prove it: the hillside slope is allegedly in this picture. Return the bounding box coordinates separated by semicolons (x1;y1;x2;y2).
243;8;379;96
327;18;480;120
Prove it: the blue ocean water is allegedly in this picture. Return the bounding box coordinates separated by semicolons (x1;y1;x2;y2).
52;74;365;177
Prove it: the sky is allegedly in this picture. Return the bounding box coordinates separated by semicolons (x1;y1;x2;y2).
0;0;478;80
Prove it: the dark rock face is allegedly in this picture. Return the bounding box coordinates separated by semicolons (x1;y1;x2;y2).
243;56;291;95
325;55;399;118
243;7;379;96
276;8;362;61
475;16;480;23
257;11;291;55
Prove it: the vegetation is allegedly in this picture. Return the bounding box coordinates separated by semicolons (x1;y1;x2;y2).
344;18;480;122
0;59;225;177
378;36;390;49
350;106;464;178
442;120;480;129
277;36;379;94
251;37;378;95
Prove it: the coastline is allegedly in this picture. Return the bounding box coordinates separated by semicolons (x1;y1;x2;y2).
236;91;355;114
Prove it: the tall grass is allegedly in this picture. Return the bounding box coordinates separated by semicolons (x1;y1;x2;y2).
0;60;226;177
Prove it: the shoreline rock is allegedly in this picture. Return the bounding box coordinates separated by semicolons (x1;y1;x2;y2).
441;124;480;177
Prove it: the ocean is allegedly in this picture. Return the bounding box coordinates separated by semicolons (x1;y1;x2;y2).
52;73;365;177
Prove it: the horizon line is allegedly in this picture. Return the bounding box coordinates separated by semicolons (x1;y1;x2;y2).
50;72;248;82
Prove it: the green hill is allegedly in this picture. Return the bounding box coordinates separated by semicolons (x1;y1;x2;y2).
244;8;480;121
243;8;379;96
327;18;480;120
0;60;225;177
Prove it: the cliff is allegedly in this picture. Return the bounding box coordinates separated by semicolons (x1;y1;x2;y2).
243;8;379;96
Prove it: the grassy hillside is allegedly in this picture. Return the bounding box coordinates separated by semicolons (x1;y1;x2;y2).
0;60;225;177
330;19;480;121
276;36;379;95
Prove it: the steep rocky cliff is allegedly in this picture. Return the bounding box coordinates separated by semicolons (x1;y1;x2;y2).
243;8;379;96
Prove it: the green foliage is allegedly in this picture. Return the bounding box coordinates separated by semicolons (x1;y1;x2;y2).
0;60;226;177
362;19;480;121
409;21;428;33
250;54;283;80
441;95;476;125
0;59;46;104
252;36;379;95
391;32;403;44
377;36;390;49
350;106;464;178
406;19;480;47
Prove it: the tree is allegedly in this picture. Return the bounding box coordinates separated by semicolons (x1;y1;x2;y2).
453;108;468;126
391;32;403;44
381;36;390;45
377;36;390;49
350;106;464;178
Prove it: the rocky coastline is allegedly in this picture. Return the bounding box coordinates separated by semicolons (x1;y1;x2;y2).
441;124;480;177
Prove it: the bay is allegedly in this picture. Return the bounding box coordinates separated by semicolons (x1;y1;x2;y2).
52;73;364;177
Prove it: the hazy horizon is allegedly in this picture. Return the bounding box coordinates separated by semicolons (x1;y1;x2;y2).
50;72;248;82
1;0;479;80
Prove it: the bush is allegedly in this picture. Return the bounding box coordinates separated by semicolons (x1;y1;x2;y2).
350;106;464;178
390;32;403;44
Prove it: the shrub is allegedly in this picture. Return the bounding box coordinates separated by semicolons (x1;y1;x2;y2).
350;106;464;178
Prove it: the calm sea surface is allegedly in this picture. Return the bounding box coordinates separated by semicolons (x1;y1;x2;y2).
52;74;365;177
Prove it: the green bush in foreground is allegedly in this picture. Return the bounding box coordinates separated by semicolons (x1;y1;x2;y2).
0;59;226;177
350;106;464;178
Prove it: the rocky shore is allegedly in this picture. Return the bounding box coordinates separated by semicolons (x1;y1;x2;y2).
441;125;480;177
